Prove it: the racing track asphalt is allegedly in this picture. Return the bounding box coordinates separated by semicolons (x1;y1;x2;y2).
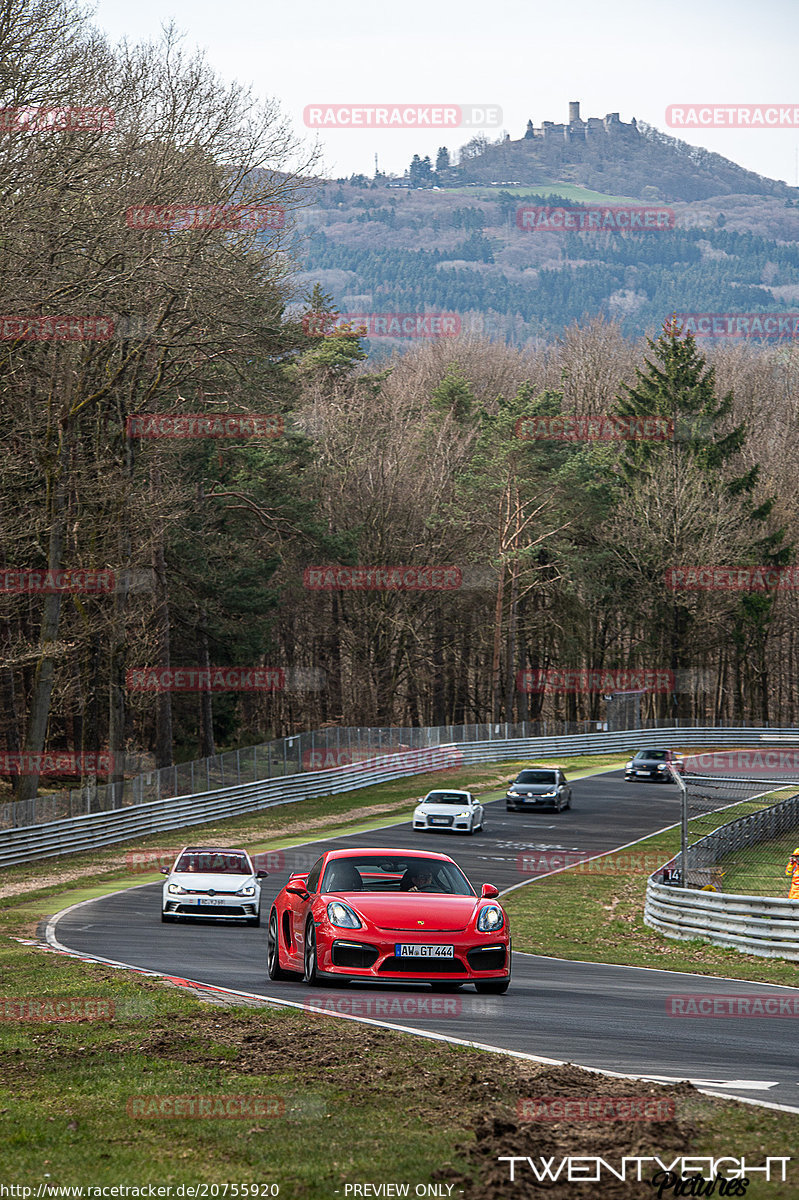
49;769;799;1111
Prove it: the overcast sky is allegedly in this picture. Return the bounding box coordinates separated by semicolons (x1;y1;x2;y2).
91;0;799;187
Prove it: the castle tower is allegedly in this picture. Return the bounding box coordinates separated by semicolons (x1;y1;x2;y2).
568;101;581;124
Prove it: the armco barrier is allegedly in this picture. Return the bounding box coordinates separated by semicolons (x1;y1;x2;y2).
2;725;798;867
645;883;799;960
645;787;799;960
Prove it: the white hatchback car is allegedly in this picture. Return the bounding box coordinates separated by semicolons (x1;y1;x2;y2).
161;846;267;926
413;789;485;835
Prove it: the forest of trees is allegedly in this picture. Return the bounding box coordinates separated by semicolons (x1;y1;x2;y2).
3;0;799;802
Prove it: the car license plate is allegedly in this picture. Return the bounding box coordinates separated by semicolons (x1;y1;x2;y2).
197;898;225;906
429;816;450;824
395;944;454;957
636;770;649;776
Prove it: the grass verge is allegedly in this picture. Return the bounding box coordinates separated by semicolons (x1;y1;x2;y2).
505;823;799;987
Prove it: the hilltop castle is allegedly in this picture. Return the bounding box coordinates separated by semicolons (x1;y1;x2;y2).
524;101;640;144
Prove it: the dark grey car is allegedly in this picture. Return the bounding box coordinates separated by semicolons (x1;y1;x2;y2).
506;767;572;812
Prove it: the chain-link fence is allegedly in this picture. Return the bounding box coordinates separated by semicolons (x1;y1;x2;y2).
677;762;799;896
0;717;784;831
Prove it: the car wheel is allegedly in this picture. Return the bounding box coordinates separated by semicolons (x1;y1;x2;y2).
475;978;510;994
467;818;475;835
267;909;293;980
303;920;320;986
565;793;572;810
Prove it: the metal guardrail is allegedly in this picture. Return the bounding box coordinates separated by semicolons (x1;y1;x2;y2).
645;788;799;960
645;883;799;961
2;725;798;868
2;717;784;830
0;746;463;867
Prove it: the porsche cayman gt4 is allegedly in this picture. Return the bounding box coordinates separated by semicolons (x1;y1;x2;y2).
266;848;511;993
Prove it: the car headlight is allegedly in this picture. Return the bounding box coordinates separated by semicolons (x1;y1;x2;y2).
477;905;504;932
456;810;470;818
657;764;667;771
167;883;186;895
238;884;256;896
542;791;556;797
508;790;519;796
327;901;363;928
626;761;633;769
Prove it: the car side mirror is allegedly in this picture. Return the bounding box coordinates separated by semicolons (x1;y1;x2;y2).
160;867;169;875
481;883;499;898
286;885;309;899
255;870;268;878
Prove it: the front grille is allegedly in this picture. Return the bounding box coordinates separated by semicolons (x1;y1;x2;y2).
467;945;507;971
173;903;251;916
379;956;467;975
331;941;379;969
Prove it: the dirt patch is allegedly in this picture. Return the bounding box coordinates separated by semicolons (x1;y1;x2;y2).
9;1003;707;1196
436;1064;700;1199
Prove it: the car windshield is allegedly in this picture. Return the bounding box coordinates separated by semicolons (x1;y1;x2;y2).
515;770;557;784
637;750;667;760
423;792;469;805
175;850;251;874
320;855;474;895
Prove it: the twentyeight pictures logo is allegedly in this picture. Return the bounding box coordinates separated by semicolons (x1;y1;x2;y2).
303;104;502;129
303;313;460;339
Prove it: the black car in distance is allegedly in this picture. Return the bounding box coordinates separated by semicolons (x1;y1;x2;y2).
506;767;572;812
624;748;685;782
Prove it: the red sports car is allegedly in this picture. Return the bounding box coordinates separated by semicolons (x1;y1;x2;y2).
266;847;511;993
